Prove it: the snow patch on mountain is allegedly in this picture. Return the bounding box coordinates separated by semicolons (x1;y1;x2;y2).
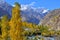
42;9;49;13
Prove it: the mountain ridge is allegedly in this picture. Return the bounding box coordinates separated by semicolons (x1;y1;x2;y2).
0;1;49;24
40;9;60;30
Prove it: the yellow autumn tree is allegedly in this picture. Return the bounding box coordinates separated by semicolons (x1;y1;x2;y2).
1;15;9;40
9;2;24;40
0;19;2;35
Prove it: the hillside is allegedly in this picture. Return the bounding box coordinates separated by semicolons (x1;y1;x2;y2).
40;9;60;30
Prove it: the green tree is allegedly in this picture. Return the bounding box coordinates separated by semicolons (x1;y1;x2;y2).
38;25;50;36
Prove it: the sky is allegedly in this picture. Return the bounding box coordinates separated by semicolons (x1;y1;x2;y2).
5;0;60;10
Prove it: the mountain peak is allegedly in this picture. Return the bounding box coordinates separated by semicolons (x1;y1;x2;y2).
0;0;5;4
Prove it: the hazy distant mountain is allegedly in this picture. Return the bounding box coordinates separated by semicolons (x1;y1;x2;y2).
39;9;60;30
0;0;49;24
0;0;12;18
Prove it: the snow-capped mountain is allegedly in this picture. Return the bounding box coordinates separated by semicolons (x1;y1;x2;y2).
21;6;49;24
0;0;49;24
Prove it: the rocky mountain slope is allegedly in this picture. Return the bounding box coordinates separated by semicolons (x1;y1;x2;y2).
21;7;49;24
40;9;60;30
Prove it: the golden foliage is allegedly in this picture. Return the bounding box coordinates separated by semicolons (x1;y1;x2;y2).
1;15;9;40
9;2;23;40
